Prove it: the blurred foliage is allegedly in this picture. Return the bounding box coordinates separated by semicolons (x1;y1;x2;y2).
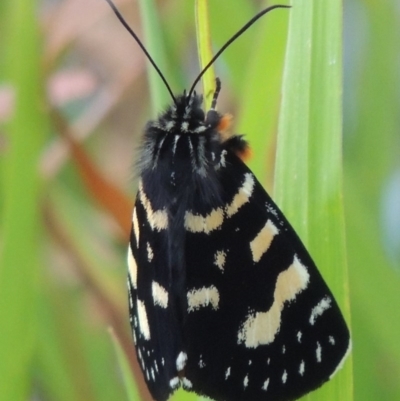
0;0;399;401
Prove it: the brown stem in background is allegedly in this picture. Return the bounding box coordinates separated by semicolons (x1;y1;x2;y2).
50;107;134;240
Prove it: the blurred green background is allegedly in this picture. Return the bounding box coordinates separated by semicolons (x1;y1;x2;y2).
0;0;399;401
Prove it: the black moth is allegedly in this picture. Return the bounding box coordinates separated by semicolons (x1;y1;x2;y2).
104;1;351;401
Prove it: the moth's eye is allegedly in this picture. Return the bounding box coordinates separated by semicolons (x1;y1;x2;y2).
205;110;220;128
193;108;205;121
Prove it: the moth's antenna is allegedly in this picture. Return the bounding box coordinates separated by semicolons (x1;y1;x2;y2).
188;5;291;101
104;0;177;105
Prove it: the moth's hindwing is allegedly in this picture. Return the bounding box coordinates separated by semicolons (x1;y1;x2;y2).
128;189;182;401
181;151;351;401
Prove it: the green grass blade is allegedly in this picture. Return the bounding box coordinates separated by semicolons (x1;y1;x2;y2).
0;0;47;399
110;328;141;401
236;1;290;188
138;0;171;112
344;1;400;399
276;1;353;400
195;0;216;109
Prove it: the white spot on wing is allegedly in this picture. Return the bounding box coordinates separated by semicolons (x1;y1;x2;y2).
249;219;279;263
237;255;310;347
297;331;302;343
147;242;154;262
282;370;288;384
152;281;168;308
137;300;151;340
262;378;270;391
214;250;227;271
316;341;322;363
187;286;220;312
199;356;205;368
169;377;180;389
243;375;249;388
309;296;332;325
182;378;192;389
225;173;255;217
329;336;335;345
176;351;187;371
127;247;137;289
299;360;305;376
225;367;231;380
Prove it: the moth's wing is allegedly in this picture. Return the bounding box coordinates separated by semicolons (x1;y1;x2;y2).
182;152;351;401
128;188;182;401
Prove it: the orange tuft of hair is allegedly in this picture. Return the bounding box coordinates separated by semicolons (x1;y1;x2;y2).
217;114;233;141
236;146;253;162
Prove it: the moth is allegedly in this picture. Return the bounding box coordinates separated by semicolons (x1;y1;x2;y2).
104;1;351;400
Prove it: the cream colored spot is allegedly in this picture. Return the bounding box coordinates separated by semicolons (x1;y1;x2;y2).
127;246;137;289
225;367;231;380
262;378;270;391
309;296;332;325
152;281;168;308
138;180;168;231
187;286;220;312
250;220;279;263
237;255;310;348
243;375;249;388
137;300;150;340
184;208;224;234
147;242;154;262
226;173;255;217
214;250;227;271
132;207;140;246
282;370;288;384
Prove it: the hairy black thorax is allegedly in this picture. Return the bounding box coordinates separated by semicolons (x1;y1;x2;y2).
138;93;226;218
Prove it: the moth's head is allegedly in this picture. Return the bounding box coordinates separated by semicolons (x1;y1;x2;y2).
157;92;209;134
